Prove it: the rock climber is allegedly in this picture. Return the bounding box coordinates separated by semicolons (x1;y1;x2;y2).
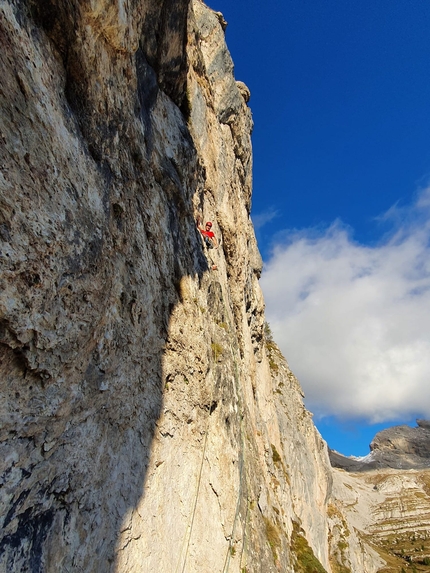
197;218;218;248
197;217;218;269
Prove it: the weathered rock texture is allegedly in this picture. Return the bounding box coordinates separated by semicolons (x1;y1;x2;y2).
329;467;430;572
0;1;425;572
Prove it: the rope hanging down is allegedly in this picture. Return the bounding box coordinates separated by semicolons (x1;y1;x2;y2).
174;369;216;573
222;416;246;573
222;351;249;573
175;289;250;573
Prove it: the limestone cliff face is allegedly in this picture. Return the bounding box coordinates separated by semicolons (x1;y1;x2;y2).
0;1;401;572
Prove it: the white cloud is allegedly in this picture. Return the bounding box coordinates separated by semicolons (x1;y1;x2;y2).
251;207;279;230
261;189;430;423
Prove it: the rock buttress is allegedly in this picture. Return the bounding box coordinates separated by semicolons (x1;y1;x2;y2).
0;1;386;572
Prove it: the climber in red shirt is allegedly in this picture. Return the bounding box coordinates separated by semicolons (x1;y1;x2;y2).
197;219;218;248
197;217;218;269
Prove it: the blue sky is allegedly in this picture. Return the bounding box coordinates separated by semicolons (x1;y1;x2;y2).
211;0;430;456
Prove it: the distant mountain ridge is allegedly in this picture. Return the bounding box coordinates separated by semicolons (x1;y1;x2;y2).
329;419;430;471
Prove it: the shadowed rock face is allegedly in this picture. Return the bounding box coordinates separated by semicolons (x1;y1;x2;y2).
0;0;200;570
329;420;430;472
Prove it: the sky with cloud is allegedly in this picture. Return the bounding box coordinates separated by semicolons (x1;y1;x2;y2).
213;0;430;454
261;189;430;423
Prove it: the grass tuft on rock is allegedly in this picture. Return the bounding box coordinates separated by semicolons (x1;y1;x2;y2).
291;521;328;573
264;517;281;563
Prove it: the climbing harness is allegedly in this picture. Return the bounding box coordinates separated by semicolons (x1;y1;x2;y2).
204;236;214;249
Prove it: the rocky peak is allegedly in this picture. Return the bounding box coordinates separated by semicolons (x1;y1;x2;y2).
371;420;430;459
330;420;430;472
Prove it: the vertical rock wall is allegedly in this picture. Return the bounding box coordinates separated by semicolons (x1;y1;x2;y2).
0;1;384;572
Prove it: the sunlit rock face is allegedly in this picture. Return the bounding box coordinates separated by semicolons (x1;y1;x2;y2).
1;1;419;572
